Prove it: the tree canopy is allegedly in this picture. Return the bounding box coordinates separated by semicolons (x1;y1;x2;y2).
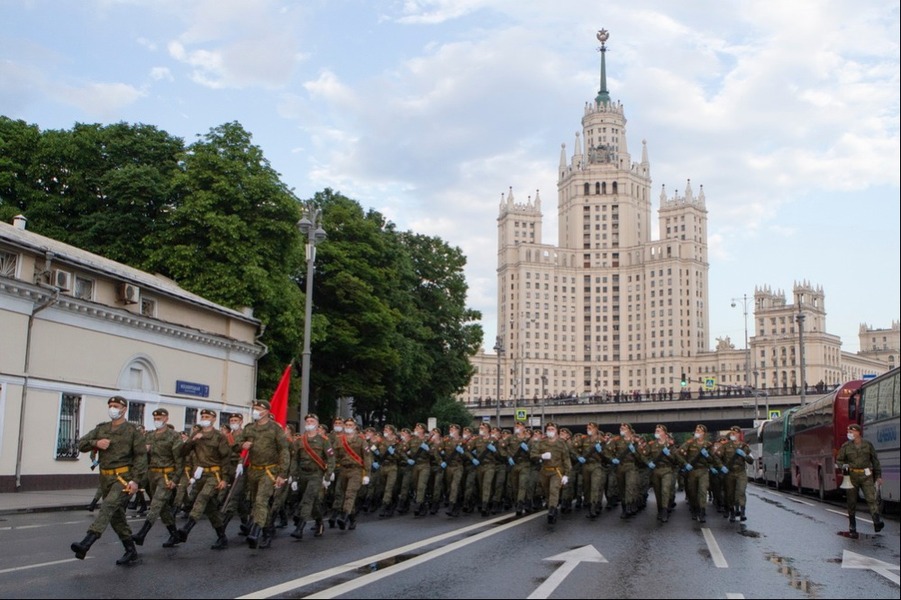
0;116;482;427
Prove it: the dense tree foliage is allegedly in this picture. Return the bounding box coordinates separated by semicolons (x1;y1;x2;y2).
0;117;483;427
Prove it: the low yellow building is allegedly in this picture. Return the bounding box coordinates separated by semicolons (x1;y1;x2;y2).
0;216;264;492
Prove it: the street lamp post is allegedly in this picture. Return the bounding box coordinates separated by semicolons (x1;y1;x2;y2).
731;294;752;403
796;303;807;404
493;336;504;428
541;371;548;427
297;207;327;420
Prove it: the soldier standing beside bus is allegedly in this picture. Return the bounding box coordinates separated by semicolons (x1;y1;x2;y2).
836;423;884;535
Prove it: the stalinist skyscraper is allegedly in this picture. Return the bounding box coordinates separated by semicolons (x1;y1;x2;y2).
496;30;709;401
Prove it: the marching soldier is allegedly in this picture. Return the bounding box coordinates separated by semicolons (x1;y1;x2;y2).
331;418;372;530
175;409;231;548
644;424;680;522
70;395;147;565
290;413;335;539
836;423;884;535
678;423;726;523
531;422;571;524
377;425;402;517
220;413;251;535
579;422;607;519
468;422;501;516
409;423;433;516
604;423;644;519
132;409;183;546
240;400;290;549
508;422;533;516
427;427;447;515
719;425;753;523
443;424;466;517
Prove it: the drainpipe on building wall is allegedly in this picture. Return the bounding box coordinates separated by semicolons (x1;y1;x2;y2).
253;324;268;406
15;279;61;490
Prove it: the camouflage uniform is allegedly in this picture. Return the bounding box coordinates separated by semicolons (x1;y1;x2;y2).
331;423;372;530
531;426;572;524
836;427;883;533
133;417;183;545
242;412;290;546
719;429;753;522
177;413;232;545
678;427;724;523
290;421;335;538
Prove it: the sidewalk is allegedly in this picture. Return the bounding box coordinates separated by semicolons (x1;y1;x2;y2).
0;487;98;516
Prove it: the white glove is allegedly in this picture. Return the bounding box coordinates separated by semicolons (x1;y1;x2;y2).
362;476;370;486
370;445;378;452
193;466;204;480
235;463;244;478
330;472;336;482
541;452;552;460
290;481;298;492
561;475;569;486
322;476;331;489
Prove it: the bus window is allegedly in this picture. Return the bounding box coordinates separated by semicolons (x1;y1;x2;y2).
878;379;893;420
848;391;859;421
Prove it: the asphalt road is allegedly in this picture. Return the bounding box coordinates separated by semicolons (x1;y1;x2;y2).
0;485;897;599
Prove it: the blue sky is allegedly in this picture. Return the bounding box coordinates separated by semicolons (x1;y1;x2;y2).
1;0;898;353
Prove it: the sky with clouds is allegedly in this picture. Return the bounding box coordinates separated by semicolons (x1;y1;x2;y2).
2;0;898;354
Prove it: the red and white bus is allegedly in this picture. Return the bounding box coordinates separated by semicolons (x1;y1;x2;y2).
789;380;863;499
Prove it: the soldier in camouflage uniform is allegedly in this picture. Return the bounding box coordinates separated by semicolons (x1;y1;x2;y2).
427;427;447;515
290;413;335;539
331;418;372;530
531;422;571;524
71;396;147;565
240;399;290;549
578;422;607;519
175;409;232;547
678;424;726;523
604;423;645;519
643;424;682;523
442;424;466;517
132;408;183;547
377;425;402;517
508;423;533;516
220;413;251;535
409;423;433;516
468;422;502;516
836;423;884;535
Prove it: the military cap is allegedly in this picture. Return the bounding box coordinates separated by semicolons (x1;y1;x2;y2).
333;417;345;423
545;421;557;429
152;408;168;417
729;425;742;433
414;422;427;431
695;423;708;432
304;413;319;422
587;421;598;429
656;423;669;433
848;424;862;432
400;427;412;434
620;422;634;431
448;423;460;431
253;399;270;410
560;427;572;435
108;395;128;408
343;418;357;425
229;412;244;421
384;424;397;434
200;408;217;418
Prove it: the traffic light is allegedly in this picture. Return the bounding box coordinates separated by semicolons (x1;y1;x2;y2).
680;372;687;387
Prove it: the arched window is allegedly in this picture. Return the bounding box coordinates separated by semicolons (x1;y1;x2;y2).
583;183;590;195
595;182;601;195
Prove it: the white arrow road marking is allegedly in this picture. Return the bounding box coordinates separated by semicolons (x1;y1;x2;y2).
842;550;900;586
527;545;607;600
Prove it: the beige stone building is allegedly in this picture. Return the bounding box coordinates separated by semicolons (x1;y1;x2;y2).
457;32;894;409
858;321;899;369
0;216;264;491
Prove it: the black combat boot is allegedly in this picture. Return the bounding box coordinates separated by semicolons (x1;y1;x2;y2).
71;531;100;560
414;502;427;517
162;525;181;547
211;527;229;550
136;494;148;517
291;520;306;539
336;512;348;530
259;527;274;549
660;509;669;523
347;512;357;530
379;503;394;518
450;502;462;517
873;513;884;532
586;503;596;519
698;508;707;523
246;523;262;548
739;506;747;522
239;516;251;536
328;509;338;528
547;506;558;525
132;520;153;546
729;508;737;523
87;497;100;512
176;518;196;543
620;503;629;519
848;514;857;537
313;519;325;537
276;509;288;529
115;538;139;565
429;502;439;515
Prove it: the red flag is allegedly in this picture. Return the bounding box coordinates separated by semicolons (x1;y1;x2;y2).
269;364;292;427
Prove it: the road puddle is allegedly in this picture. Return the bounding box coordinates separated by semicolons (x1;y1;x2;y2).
765;551;822;597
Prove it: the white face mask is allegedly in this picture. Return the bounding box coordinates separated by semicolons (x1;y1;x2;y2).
229;422;241;431
729;435;737;442
305;424;317;432
847;433;855;441
345;428;355;436
199;419;212;428
547;430;557;438
654;432;662;440
694;432;703;439
620;430;628;437
251;410;262;421
334;426;343;433
153;420;166;430
450;431;459;439
480;430;489;438
108;407;123;420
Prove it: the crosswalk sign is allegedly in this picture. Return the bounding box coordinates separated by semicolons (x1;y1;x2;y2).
515;409;527;421
769;410;781;420
704;377;716;390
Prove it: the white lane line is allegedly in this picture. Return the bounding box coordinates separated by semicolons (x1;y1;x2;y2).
702;528;728;568
725;593;745;598
826;509;873;524
785;497;815;507
236;512;539;599
0;557;92;574
304;512;545;599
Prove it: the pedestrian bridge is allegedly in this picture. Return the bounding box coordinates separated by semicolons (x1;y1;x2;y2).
466;392;803;434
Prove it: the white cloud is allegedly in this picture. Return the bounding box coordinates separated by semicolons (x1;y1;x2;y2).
58;81;145;118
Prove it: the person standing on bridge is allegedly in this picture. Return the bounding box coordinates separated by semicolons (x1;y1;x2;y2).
836;423;884;535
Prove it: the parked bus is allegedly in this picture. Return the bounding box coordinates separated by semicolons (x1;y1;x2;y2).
760;407;798;489
742;421;766;482
860;367;900;505
789;380;863;499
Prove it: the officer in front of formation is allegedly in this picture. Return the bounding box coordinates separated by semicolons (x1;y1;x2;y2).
71;395;147;565
132;408;183;547
836;423;883;535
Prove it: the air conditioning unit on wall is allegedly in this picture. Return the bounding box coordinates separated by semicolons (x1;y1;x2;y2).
117;283;140;304
53;269;72;291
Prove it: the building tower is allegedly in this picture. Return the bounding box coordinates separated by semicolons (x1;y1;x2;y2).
496;29;710;402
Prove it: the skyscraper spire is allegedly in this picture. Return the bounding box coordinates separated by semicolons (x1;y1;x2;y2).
595;29;611;106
